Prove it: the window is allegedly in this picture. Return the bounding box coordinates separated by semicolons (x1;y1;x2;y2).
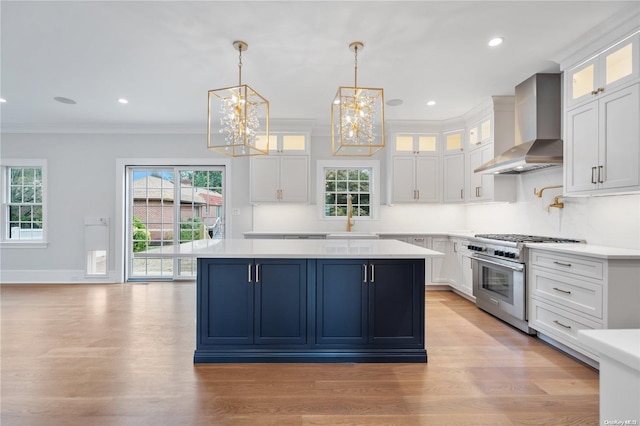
317;160;379;220
1;160;47;245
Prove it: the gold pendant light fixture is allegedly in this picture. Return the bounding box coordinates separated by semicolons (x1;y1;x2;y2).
331;41;385;156
208;40;269;157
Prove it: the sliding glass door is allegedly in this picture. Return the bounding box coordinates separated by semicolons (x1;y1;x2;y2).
126;166;224;280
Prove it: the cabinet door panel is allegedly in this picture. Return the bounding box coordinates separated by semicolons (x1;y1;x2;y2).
600;84;640;190
415;157;439;202
316;260;368;344
280;157;308;202
443;153;465;202
254;259;307;345
369;260;423;346
250;157;280;202
566;102;600;193
200;259;253;345
392;157;417;203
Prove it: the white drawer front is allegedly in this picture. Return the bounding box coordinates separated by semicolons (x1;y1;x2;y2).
529;268;602;319
529;250;604;280
529;298;601;360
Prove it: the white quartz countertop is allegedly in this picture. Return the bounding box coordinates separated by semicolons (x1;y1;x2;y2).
138;238;445;259
526;243;640;259
578;329;640;372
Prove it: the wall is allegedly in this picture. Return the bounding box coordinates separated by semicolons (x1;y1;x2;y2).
0;132;249;282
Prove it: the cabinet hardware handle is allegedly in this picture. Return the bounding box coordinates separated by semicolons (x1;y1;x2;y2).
553;320;572;329
591;166;597;184
363;264;368;283
591;89;598;95
553;287;571;294
553;261;572;267
454;242;458;253
598;165;603;184
460;189;464;199
416;190;420;200
489;298;499;305
248;263;252;283
598;87;604;93
371;264;375;283
255;264;260;283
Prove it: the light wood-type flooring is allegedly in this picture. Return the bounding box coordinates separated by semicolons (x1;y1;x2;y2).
0;283;599;425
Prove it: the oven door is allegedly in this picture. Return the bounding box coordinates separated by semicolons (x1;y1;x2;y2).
472;255;525;320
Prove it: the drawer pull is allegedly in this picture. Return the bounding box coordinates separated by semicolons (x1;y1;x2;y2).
553;261;572;267
552;287;571;295
553;320;572;329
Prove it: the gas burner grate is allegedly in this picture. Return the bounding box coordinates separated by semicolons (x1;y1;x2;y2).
474;234;583;243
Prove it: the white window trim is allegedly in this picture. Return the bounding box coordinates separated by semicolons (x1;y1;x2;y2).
316;159;380;220
0;159;48;248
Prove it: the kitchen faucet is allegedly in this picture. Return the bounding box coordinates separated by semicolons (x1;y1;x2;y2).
547;195;565;212
346;195;354;232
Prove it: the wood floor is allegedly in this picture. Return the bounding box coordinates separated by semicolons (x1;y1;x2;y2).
0;283;599;425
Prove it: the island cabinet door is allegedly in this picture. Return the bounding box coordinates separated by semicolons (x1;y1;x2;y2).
316;259;369;345
368;260;424;347
198;258;254;345
253;259;307;345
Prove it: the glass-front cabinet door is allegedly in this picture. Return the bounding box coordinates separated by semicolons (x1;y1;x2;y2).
393;134;438;155
567;32;639;108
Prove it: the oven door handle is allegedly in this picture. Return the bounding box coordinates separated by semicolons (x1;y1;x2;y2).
472;256;524;272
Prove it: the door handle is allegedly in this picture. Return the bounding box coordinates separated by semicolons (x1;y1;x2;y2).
255;264;260;283
370;264;375;283
598;165;603;184
460;189;463;199
363;264;368;283
591;166;597;184
248;263;252;283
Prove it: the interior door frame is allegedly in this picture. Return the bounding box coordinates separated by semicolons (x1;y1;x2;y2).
115;158;232;283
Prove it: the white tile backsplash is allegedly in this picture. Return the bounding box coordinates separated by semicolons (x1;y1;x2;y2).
253;167;640;249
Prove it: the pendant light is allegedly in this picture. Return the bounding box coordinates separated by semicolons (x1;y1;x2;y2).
208;41;269;157
331;41;385;156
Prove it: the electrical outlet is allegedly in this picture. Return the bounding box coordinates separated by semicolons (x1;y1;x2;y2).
232;208;240;216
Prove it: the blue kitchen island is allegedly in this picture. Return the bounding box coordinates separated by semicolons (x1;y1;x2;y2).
191;238;443;363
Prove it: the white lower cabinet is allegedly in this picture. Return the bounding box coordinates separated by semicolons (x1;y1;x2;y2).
430;237;449;284
448;237;473;299
528;248;640;365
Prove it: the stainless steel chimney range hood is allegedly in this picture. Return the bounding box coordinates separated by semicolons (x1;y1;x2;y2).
475;73;562;175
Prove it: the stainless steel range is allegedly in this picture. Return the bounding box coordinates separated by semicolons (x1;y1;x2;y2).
469;234;584;334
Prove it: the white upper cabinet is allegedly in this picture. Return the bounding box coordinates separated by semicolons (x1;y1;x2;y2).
566;33;639;109
392;156;440;203
563;29;640;196
250;156;309;203
565;83;640;194
391;133;441;203
255;133;309;155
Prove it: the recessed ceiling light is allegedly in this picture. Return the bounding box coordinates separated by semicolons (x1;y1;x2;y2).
54;96;77;104
386;99;403;107
0;98;6;103
118;98;129;104
426;100;436;106
488;37;504;47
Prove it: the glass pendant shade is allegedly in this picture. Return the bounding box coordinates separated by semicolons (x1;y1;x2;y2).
207;41;269;157
331;86;385;156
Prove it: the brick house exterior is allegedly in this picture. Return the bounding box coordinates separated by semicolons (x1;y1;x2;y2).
132;176;222;242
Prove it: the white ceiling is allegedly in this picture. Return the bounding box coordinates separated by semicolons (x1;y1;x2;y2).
2;1;640;132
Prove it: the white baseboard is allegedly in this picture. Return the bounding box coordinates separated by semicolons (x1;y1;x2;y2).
0;269;120;284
